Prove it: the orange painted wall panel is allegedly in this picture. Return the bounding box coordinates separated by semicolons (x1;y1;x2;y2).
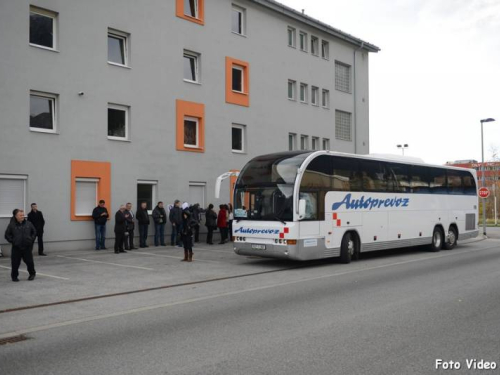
176;99;205;153
176;0;205;25
226;57;250;107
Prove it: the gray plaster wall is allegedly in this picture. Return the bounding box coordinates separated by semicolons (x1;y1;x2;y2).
0;0;374;250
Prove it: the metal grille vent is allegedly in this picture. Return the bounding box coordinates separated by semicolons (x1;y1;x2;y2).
466;214;476;231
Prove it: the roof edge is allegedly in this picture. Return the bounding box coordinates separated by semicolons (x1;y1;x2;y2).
249;0;381;53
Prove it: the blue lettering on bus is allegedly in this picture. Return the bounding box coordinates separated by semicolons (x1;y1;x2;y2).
234;228;280;235
332;194;410;211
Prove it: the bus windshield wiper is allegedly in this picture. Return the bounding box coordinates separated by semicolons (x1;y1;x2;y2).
274;215;286;225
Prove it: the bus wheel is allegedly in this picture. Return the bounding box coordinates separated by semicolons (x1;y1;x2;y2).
340;232;357;264
429;227;443;252
444;226;458;250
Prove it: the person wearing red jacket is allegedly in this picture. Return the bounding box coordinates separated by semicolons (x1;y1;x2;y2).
217;205;228;244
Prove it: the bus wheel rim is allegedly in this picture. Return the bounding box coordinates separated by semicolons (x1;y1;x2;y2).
448;230;456;245
348;240;355;255
434;231;441;247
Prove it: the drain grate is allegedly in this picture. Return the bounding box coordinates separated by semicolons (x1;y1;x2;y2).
0;334;30;346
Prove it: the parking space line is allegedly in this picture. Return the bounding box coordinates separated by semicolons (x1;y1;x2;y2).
56;255;155;270
0;265;69;280
133;251;223;264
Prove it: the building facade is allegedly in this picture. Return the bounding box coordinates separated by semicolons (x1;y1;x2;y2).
0;0;379;250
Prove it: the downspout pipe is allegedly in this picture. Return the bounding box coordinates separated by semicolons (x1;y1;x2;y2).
353;41;365;154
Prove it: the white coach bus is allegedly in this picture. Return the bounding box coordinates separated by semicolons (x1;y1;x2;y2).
231;151;479;263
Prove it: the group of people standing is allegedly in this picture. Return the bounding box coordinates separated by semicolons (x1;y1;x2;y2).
91;200;234;262
3;199;234;282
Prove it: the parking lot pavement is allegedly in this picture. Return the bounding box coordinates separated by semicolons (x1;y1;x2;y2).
0;241;291;312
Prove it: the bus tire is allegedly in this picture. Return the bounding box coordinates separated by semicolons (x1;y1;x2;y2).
444;226;458;250
340;232;357;264
429;227;444;252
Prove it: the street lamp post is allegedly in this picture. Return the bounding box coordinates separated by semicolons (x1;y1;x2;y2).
397;144;409;156
480;118;496;236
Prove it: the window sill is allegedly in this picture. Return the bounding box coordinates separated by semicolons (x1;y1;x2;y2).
300;101;308;105
322;57;330;61
312;53;319;57
232;32;247;38
30;44;59;53
184;79;201;85
30;128;58;134
322;106;330;110
288;98;296;102
288;45;296;49
232;90;248;96
108;62;131;69
312;104;320;107
232;150;246;154
300;49;308;53
335;88;352;95
108;137;131;142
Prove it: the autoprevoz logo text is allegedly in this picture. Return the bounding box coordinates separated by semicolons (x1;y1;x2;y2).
332;193;410;211
234;228;280;235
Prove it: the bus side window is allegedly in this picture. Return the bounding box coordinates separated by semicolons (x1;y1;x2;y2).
447;170;463;194
331;156;360;192
461;171;477;195
388;163;410;193
359;160;388;192
410;165;430;193
428;168;447;194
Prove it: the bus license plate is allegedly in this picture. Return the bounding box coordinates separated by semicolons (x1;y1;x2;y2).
252;244;266;250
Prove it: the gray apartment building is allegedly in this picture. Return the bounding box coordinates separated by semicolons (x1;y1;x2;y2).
0;0;379;250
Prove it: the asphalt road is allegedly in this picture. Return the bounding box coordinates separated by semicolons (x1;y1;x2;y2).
1;238;499;375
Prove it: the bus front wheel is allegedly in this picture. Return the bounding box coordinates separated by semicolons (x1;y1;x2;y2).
340;232;358;264
429;227;444;252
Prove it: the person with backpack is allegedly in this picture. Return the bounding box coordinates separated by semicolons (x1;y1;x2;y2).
181;210;197;262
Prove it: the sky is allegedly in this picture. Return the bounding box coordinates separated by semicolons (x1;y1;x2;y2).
279;0;500;165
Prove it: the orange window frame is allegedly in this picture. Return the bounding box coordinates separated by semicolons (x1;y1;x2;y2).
71;160;111;221
176;0;204;25
226;57;249;107
176;99;205;153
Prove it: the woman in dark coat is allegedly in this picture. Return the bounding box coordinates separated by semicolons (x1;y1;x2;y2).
181;210;197;262
205;204;217;245
217;205;228;244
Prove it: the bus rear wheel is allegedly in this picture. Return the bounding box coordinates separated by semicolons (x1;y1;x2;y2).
429;227;444;252
444;226;458;250
340;232;358;264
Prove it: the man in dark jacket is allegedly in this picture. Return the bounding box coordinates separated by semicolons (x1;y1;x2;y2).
27;203;46;256
205;204;218;245
123;202;137;250
152;202;167;246
181;210;197;262
92;200;109;250
136;201;150;248
4;209;37;282
190;203;204;243
169;200;183;247
114;205;127;254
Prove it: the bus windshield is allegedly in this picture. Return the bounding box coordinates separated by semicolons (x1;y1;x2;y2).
233;152;310;221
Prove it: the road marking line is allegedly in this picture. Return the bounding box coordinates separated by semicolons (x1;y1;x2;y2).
133;251;222;264
56;255;154;270
0;243;497;340
0;265;69;280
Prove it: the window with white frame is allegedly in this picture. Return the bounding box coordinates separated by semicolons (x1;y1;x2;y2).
183;50;200;83
299;31;307;52
0;175;27;217
322;89;330;109
185;0;199;18
311;86;319;106
300;135;309;150
288;133;297;151
108;29;129;66
322;138;330;150
232;5;245;35
184;116;199;148
232;124;245;153
108;104;129;140
311;36;319;56
30;91;57;133
137;180;157;213
312;137;320;150
287;27;296;47
335;61;351;93
75;178;98;216
300;83;308;103
336;110;352;141
30;6;57;50
321;40;329;60
232;65;244;92
288;80;296;100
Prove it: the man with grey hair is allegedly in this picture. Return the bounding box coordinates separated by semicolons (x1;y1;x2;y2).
114;205;128;254
4;209;37;281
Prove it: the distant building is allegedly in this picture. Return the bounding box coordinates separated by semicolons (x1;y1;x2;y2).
446;160;500;183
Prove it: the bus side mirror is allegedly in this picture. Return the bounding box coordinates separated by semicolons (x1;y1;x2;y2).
298;199;307;220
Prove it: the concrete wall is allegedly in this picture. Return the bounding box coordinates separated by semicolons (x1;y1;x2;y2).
0;0;374;250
